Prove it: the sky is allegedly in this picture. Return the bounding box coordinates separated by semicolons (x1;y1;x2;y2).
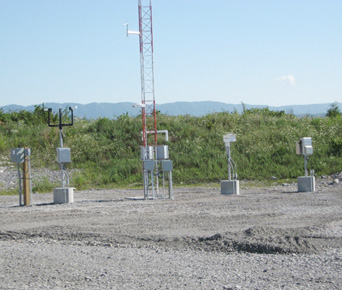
0;0;341;107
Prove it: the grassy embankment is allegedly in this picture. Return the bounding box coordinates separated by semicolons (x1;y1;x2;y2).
0;105;342;193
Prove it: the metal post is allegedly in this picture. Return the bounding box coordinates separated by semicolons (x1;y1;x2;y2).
154;160;159;198
59;129;64;148
151;170;155;199
304;156;308;177
17;164;23;206
143;170;148;199
227;147;231;181
169;171;173;199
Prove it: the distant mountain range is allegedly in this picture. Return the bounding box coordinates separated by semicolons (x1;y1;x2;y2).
1;101;341;119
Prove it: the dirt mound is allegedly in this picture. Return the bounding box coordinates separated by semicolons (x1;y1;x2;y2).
0;226;319;255
184;227;319;255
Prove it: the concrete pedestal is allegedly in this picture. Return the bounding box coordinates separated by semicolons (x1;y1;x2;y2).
54;187;74;204
221;180;240;195
297;176;315;192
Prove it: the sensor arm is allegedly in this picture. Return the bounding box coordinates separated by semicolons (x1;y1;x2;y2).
47;107;73;129
62;107;74;127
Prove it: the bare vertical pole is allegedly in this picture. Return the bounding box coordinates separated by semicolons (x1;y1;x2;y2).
227;147;231;181
23;153;31;206
58;109;65;187
59;129;63;148
60;128;65;188
304;156;308;177
17;164;23;206
169;171;173;199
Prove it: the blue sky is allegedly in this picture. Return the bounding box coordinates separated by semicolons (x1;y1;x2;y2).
0;0;341;107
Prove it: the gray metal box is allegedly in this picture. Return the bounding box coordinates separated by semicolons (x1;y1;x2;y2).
57;148;71;163
302;137;312;147
162;160;173;172
140;146;154;160
54;187;74;204
11;148;25;163
298;176;315;192
223;133;236;147
221;180;240;195
144;160;155;171
296;137;313;155
304;145;313;155
156;145;169;160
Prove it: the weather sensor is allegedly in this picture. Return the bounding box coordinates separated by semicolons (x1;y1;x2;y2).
47;107;75;203
296;137;315;192
221;133;239;195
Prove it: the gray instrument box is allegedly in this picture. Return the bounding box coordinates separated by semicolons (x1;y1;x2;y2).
11;148;26;163
162;160;173;172
157;145;169;160
57;148;71;163
144;160;155;171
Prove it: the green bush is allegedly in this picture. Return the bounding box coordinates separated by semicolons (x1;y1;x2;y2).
1;105;342;190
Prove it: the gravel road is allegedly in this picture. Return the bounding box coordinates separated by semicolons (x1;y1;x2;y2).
1;183;341;289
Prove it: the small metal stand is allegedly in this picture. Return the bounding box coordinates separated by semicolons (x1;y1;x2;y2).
162;160;173;200
141;143;173;200
296;137;315;192
136;130;173;200
11;148;32;206
47;107;74;204
221;133;239;195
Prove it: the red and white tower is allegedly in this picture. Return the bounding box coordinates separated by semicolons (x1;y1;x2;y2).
127;0;173;199
138;0;157;149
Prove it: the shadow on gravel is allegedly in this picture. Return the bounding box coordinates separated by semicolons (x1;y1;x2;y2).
19;199;126;207
281;191;299;194
78;199;125;203
35;202;55;206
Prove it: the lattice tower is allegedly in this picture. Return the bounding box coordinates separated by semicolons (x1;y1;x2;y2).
139;0;157;148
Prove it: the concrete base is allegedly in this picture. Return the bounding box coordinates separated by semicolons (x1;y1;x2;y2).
221;180;240;195
297;176;315;192
54;187;74;204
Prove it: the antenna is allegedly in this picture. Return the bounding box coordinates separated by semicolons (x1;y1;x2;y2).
124;23;140;37
126;0;157;149
127;0;173;200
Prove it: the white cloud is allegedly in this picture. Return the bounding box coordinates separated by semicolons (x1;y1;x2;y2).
277;74;296;86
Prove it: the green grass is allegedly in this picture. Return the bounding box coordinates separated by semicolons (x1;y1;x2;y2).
32;177;59;193
1;106;342;192
0;189;18;196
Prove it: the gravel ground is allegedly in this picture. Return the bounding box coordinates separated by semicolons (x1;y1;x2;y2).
1;183;342;289
0;166;78;191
